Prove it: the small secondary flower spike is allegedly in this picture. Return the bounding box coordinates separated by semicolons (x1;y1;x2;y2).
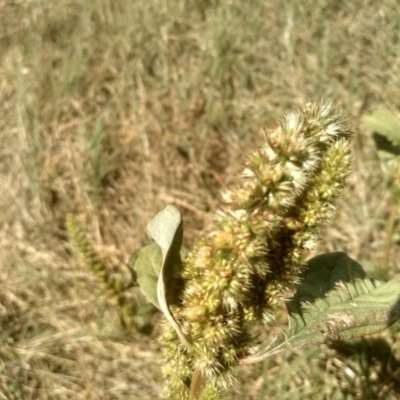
66;214;124;305
66;214;143;331
160;102;352;399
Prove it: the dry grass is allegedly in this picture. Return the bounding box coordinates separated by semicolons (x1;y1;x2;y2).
1;0;400;398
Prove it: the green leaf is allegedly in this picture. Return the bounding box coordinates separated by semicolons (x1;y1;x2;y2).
241;253;400;364
362;109;400;148
147;205;184;307
147;205;190;345
128;205;190;345
287;252;367;313
128;243;188;309
128;243;163;308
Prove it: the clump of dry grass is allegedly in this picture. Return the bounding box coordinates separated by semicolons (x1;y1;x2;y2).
1;0;400;398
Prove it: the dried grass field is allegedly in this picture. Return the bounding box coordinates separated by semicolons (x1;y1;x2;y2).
1;0;400;399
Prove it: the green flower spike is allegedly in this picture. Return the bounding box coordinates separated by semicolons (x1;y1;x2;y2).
66;214;150;332
160;102;352;399
66;214;124;306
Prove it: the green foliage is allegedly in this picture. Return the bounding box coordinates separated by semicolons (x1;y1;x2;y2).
129;205;189;345
147;205;189;344
362;109;400;186
291;252;367;299
124;103;400;399
362;109;400;150
129;243;163;308
362;109;400;270
243;252;400;363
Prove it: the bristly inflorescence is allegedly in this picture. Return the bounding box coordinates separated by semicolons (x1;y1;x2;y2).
66;214;143;331
66;214;123;305
160;102;352;399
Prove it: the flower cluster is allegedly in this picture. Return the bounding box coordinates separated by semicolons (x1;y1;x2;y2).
160;102;352;399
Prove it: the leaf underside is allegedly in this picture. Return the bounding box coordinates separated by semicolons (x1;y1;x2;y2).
128;243;163;308
129;205;190;345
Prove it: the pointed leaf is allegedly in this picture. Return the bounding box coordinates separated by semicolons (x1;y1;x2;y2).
147;205;190;345
362;109;400;146
241;254;400;364
128;243;163;308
